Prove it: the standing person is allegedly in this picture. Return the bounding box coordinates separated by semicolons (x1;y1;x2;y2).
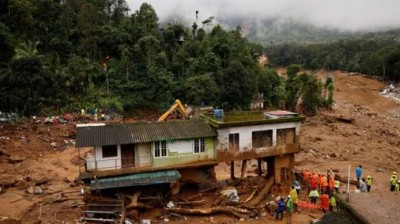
359;178;367;192
286;195;293;224
334;179;340;193
276;197;285;220
320;193;330;213
321;175;328;194
329;194;337;212
309;188;320;204
289;186;298;212
390;172;397;191
366;176;373;192
328;175;335;194
294;179;301;195
396;180;400;191
355;165;363;183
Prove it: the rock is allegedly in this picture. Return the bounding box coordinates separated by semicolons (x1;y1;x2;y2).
325;155;331;159
239;218;245;222
50;142;57;148
329;153;338;158
27;186;34;194
314;137;322;141
7;156;23;164
376;168;384;173
33;186;43;194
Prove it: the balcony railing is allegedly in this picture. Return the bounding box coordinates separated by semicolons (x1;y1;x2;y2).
84;156;151;172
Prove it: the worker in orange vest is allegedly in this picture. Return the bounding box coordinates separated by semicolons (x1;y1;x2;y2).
328;176;335;194
321;175;328;194
318;174;323;193
320;193;330;213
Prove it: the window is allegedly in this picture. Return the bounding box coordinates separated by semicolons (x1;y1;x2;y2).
102;145;118;158
229;133;239;151
154;140;167;157
277;128;295;146
252;130;273;148
194;138;205;153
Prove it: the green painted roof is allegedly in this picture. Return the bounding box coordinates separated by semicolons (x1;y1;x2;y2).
90;170;181;190
201;111;305;128
76;119;216;148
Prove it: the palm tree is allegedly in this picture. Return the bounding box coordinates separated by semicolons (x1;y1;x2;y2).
14;40;41;59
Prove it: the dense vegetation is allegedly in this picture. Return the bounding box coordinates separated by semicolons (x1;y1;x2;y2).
0;0;331;116
266;29;400;80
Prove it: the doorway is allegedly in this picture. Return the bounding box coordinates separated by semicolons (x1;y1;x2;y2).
121;144;135;168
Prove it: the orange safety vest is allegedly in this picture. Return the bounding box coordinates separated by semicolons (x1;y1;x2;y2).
321;176;328;187
329;177;334;189
303;171;309;181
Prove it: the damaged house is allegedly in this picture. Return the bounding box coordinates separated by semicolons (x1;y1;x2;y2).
76;120;217;191
76;110;304;191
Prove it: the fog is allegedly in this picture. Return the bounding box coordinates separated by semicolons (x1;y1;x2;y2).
126;0;400;32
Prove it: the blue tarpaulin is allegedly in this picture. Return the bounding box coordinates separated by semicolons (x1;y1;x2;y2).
90;170;181;190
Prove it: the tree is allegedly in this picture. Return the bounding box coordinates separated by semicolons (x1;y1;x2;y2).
14;40;41;60
184;74;218;105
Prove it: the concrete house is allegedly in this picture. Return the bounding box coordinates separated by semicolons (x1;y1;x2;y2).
76;119;217;190
76;110;304;190
201;110;305;183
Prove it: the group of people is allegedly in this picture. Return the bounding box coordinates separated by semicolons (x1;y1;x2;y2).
302;166;339;195
355;165;372;192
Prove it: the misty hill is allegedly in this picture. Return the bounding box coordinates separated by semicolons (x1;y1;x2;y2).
220;17;400;46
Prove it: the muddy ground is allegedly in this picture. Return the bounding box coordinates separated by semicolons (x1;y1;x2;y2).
1;70;400;224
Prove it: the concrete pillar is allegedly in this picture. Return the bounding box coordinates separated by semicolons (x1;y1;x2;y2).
240;160;247;178
257;159;262;176
230;161;235;179
265;157;274;179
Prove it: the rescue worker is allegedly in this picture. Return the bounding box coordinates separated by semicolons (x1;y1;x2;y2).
355;165;363;183
359;178;367;192
317;174;322;192
310;176;317;190
366;175;373;192
329;194;337;212
390;172;397;191
276;197;285;220
396;180;400;191
321;174;328;194
334;179;340;193
286;195;293;224
294;179;301;195
289;186;298;211
320;193;330;213
328;175;334;194
309;188;320;204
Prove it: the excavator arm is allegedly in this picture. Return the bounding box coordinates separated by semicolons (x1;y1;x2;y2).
158;99;190;122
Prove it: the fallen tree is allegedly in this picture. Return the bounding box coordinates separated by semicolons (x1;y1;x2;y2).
165;206;249;218
247;176;274;206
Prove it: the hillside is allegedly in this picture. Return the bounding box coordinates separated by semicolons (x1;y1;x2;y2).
1;70;400;223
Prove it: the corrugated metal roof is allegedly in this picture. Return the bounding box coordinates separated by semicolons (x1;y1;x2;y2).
90;170;181;190
76;119;216;148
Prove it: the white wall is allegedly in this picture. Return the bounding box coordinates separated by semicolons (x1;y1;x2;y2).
216;122;301;151
137;143;151;167
168;139;194;153
93;145;121;170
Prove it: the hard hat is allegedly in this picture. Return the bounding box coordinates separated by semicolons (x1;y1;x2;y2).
329;165;333;169
393;172;397;175
367;175;371;178
306;168;309;171
287;195;291;198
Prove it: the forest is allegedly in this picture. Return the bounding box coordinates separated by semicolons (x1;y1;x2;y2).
0;0;345;116
266;29;400;80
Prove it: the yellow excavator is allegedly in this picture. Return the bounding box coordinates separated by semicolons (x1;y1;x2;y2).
158;99;192;122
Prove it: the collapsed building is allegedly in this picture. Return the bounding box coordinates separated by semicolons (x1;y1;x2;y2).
75;110;304;192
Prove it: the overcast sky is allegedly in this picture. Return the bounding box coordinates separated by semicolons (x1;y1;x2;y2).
125;0;400;31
